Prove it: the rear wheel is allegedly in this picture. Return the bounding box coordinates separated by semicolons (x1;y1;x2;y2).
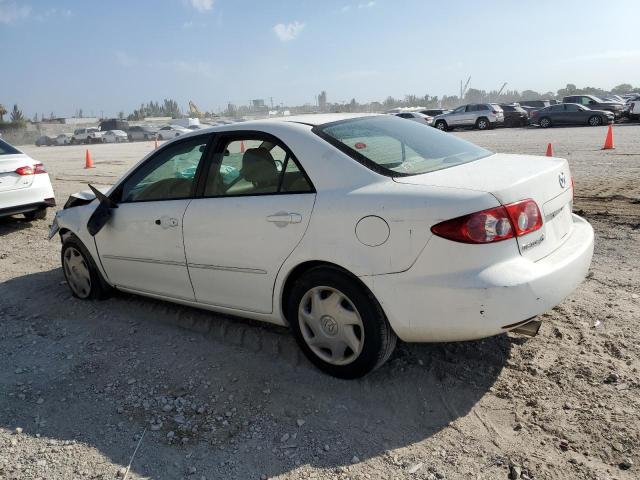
434;120;448;131
476;117;490;130
61;234;112;300
287;267;397;379
24;208;47;221
539;117;552;128
588;115;602;126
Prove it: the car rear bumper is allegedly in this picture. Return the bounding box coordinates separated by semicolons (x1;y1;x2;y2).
0;199;56;217
0;175;56;217
361;213;594;342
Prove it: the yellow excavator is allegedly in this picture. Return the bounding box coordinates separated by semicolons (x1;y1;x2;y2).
188;101;204;118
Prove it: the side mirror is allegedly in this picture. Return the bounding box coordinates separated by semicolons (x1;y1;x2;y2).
86;184;118;236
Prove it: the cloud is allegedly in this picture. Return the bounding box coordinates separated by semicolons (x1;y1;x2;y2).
358;1;376;8
341;5;351;12
183;20;193;28
273;21;305;42
0;0;31;24
189;0;214;12
566;50;640;62
35;7;73;22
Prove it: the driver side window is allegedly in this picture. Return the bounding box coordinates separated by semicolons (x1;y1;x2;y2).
120;136;209;202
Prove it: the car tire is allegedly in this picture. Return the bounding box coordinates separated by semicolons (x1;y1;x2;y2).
61;234;112;300
476;117;489;130
24;208;47;221
287;266;397;379
539;117;552;128
588;115;602;127
70;138;76;145
434;120;448;131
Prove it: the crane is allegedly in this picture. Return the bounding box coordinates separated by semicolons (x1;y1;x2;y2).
497;82;508;96
460;76;471;99
188;100;204;118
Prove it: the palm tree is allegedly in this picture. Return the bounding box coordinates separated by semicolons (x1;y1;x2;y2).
0;104;6;122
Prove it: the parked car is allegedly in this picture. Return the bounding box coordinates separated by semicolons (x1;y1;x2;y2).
499;104;529;127
432;104;504;131
99;119;129;132
392;111;433;125
103;130;129;143
35;135;55;147
562;95;624;118
519;100;552;109
156;125;191;140
128;125;159;141
0;138;55;221
420;109;450;117
531;103;614;128
55;133;73;146
50;113;593;378
72;128;104;144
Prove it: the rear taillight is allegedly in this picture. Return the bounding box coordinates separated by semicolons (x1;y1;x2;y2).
431;199;543;244
492;110;499;114
15;163;46;175
504;199;542;236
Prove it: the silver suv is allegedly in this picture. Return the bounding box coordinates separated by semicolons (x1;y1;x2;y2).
433;104;504;131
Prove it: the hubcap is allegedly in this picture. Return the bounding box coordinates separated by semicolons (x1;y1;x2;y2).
437;123;445;130
63;247;91;299
298;286;365;366
479;120;487;129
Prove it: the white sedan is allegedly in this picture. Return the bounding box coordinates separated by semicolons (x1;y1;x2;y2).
156;125;191;140
50;113;594;378
0;138;55;220
55;133;73;145
103;130;129;143
393;111;433;125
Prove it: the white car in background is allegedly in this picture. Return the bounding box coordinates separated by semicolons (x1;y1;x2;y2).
51;113;593;378
103;130;129;143
0;138;55;221
72;127;105;144
392;111;433;125
156;125;191;140
55;133;73;146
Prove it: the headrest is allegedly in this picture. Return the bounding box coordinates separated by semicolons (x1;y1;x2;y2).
241;148;277;185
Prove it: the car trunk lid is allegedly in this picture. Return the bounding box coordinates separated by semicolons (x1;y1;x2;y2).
0;154;36;192
394;153;574;261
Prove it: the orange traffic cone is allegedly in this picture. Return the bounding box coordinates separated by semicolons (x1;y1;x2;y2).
240;140;246;153
84;149;94;169
545;143;554;157
602;125;614;150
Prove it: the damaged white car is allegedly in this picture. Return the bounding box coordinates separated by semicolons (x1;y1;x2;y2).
50;114;594;378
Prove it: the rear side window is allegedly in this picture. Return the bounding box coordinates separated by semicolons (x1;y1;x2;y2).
501;105;514;112
0;139;20;155
315;115;492;177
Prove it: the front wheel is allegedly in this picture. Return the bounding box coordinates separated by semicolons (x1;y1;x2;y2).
539;117;552;128
588;115;602;127
287;267;397;379
434;120;448;131
24;208;47;221
61;234;112;300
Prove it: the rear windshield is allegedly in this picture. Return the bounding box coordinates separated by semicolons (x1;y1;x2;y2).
314;115;492;177
0;138;21;155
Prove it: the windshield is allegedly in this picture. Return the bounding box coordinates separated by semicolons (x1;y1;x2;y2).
314;115;492;177
0;138;21;155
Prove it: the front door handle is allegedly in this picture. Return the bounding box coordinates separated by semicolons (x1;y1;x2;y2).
266;212;302;224
155;216;179;228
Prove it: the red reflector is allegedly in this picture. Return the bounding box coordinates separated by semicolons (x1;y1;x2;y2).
15;166;35;176
504;199;542;236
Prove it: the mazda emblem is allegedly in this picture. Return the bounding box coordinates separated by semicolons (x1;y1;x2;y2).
558;172;566;189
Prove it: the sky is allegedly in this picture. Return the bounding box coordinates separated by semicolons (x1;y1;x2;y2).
1;0;638;118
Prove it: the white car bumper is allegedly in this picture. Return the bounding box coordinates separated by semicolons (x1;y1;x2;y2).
361;214;594;342
0;174;56;217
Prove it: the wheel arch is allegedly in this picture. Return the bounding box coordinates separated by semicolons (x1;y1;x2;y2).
278;260;383;327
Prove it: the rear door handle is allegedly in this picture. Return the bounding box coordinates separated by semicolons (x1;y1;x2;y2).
155;216;179;228
266;212;302;224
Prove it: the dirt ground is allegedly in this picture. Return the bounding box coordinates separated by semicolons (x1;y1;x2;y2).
1;124;638;480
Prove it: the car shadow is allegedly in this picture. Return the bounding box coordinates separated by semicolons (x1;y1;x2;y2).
1;268;515;479
0;215;38;237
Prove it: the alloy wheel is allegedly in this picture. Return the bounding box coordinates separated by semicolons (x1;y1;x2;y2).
298;286;365;366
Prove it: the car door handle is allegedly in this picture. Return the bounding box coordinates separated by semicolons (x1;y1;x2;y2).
266;212;302;224
155;216;179;228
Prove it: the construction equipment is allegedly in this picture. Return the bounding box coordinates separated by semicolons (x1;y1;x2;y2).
460;76;471;100
497;82;508;96
188;101;204;118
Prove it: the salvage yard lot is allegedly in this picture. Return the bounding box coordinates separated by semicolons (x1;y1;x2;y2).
1;125;639;479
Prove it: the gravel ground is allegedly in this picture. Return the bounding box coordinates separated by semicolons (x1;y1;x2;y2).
1;125;638;480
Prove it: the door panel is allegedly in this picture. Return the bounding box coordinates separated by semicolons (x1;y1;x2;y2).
95;200;195;299
183;194;315;313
